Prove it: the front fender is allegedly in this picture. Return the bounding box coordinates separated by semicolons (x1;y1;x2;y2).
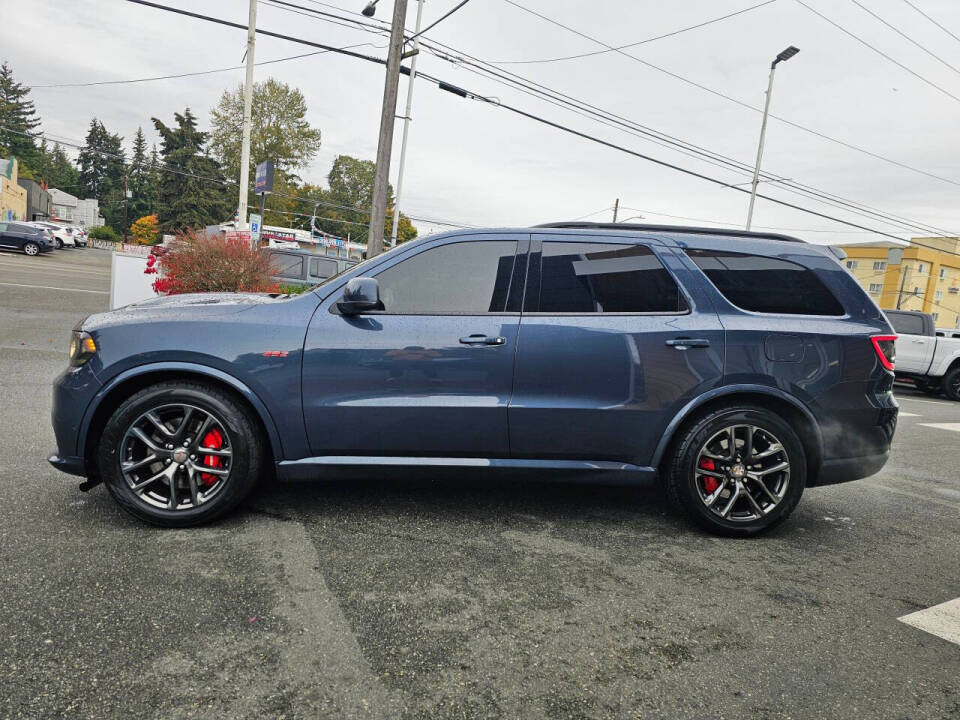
79;361;285;464
650;384;823;469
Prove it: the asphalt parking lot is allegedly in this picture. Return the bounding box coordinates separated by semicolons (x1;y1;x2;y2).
0;247;958;720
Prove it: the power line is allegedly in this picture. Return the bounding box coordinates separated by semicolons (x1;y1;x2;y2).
410;0;473;41
26;44;383;89
491;0;960;188
115;1;954;245
849;0;960;78
794;0;960;104
899;0;960;45
488;0;779;65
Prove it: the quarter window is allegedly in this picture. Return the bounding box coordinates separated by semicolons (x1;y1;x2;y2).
536;242;687;313
686;249;844;316
375;240;516;314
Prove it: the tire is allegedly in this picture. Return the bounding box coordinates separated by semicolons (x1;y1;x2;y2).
98;380;264;527
55;238;63;249
915;378;942;396
943;367;960;402
666;406;806;537
23;242;40;256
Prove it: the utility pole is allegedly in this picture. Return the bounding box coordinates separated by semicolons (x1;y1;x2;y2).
896;263;912;309
238;0;258;240
746;46;799;231
367;0;409;258
123;172;128;240
389;0;424;247
612;198;619;223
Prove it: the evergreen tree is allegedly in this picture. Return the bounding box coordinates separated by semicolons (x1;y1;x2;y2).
147;144;160;215
43;142;81;192
0;61;41;167
152;108;231;231
78;118;126;230
127;127;152;221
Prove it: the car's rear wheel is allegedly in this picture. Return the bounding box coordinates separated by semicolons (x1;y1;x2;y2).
915;378;942;396
98;381;263;527
23;242;40;256
55;238;63;249
667;406;806;536
942;367;960;402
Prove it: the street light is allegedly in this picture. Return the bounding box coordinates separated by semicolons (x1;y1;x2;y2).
745;45;799;231
361;0;380;16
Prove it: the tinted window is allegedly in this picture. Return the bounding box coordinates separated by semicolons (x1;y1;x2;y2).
537;242;687;313
686;249;844;316
310;257;338;279
888;312;925;335
376;241;516;314
272;254;305;280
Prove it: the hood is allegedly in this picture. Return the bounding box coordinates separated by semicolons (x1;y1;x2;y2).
82;292;282;331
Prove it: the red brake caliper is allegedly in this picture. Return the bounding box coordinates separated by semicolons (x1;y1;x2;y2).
200;428;224;486
699;457;720;494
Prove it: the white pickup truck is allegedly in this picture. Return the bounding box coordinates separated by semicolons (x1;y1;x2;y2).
886;310;960;400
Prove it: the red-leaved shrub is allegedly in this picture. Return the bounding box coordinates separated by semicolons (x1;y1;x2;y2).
150;229;278;295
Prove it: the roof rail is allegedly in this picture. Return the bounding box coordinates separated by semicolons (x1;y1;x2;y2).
532;222;805;244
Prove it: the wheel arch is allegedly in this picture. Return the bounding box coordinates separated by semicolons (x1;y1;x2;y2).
652;385;823;483
81;363;283;477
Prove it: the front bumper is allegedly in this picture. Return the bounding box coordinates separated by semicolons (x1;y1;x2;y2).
48;453;86;477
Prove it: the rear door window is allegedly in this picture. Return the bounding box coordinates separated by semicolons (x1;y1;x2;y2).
535;242;687;313
686;249;844;316
272;253;305;280
309;257;338;280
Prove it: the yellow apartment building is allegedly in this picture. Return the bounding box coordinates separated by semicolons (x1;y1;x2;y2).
839;237;960;329
1;156;27;222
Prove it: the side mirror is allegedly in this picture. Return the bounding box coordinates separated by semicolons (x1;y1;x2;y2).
338;277;382;315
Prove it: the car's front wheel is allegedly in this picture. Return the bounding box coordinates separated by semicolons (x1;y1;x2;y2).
667;406;806;536
55;238;63;249
98;381;264;527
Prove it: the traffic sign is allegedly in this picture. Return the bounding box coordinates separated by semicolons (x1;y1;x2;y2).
249;213;262;245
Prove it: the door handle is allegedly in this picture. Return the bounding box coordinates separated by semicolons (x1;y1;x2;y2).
460;334;506;346
665;337;711;350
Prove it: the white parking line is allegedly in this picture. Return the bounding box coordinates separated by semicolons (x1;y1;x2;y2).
898;397;956;407
898;412;921;417
0;281;108;295
918;423;960;433
899;598;960;646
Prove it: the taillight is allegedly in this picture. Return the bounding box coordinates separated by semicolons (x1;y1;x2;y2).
871;335;896;371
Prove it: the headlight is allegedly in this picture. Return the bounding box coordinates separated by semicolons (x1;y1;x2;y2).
69;330;98;367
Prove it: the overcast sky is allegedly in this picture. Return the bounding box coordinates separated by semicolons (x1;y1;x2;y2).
3;0;960;243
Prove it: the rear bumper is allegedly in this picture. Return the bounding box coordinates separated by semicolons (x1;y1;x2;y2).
810;449;890;486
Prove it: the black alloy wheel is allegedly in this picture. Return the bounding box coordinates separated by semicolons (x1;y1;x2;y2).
667;406;806;536
98;381;264;527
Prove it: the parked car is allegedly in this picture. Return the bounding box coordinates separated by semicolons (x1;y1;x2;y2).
66;226;88;247
885;309;960;400
0;221;56;255
50;224;898;535
28;221;75;249
265;247;357;287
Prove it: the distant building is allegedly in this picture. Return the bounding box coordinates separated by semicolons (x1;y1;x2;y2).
215;220;366;260
49;188;104;228
836;237;960;329
17;177;52;221
0;157;28;222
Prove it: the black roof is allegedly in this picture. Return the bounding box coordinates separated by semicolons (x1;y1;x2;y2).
533;222;805;244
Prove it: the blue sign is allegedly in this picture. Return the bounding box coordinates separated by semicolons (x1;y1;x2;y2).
249;213;262;244
255;161;274;195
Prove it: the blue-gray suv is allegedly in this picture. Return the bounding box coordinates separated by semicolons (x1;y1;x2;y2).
49;223;898;535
